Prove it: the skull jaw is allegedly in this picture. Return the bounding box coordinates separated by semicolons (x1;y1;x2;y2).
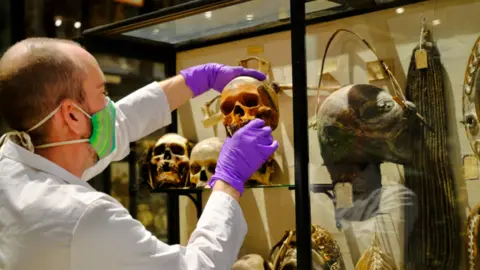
190;169;213;188
190;175;211;189
246;158;275;186
224;109;278;137
156;172;184;187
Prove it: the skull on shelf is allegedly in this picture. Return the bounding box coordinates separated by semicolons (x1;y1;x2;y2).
146;133;192;189
189;137;224;188
317;84;416;221
220;76;280;186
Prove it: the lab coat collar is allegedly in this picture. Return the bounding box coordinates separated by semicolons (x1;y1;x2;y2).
0;139;92;188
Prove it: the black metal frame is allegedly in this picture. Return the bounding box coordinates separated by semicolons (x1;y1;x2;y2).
79;0;428;268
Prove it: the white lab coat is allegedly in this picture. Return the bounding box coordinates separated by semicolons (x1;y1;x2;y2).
0;82;247;270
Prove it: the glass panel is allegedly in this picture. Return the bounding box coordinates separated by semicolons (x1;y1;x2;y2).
122;0;342;44
307;0;480;269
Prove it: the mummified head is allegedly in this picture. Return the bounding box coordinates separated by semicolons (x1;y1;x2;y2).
220;76;279;137
146;133;192;189
317;84;416;221
317;84;415;165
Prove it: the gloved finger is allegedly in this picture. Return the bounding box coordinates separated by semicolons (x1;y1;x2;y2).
255;134;274;145
258;125;273;136
238;68;267;81
252;126;273;139
258;140;279;155
242;118;265;130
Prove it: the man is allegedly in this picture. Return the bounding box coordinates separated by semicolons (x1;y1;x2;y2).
0;37;278;270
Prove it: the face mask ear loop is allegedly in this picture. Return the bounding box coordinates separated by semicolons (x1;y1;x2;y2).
27;105;61;133
35;139;90;149
72;103;92;120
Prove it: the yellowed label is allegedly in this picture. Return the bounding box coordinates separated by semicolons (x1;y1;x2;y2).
464;155;479;180
415;49;428;69
335;182;353;209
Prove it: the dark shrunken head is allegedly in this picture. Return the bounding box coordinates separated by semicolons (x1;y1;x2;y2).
317;84;416;166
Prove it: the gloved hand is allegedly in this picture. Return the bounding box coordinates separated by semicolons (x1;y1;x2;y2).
179;63;267;97
208;119;279;195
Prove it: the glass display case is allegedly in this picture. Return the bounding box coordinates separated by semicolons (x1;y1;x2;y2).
80;0;480;269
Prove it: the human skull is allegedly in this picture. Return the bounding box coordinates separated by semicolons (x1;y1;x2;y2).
220;76;279;136
147;133;191;189
220;76;279;186
232;254;266;270
189;137;224;188
317;84;416;220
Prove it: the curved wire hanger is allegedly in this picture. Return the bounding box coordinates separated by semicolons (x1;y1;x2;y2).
312;28;433;132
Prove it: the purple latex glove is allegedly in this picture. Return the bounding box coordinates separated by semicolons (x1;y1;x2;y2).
179;63;267;97
208;119;279;195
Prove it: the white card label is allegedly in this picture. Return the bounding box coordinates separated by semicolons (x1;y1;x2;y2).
335;182;353;209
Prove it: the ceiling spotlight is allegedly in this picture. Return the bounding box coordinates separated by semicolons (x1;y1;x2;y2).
152;28;160;34
205;11;212;19
432;19;441;26
74;21;82;29
246;14;254;21
55;19;62;27
396;7;405;14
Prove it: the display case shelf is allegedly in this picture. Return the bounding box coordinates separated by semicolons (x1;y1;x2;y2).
150;184;296;193
150;183;334;194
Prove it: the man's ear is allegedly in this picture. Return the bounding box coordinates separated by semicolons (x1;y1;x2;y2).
59;99;90;136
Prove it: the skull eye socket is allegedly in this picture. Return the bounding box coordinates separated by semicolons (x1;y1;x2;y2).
242;93;259;107
221;100;235;115
220;93;260;115
154;144;165;155
169;144;185;155
190;164;200;174
208;163;216;173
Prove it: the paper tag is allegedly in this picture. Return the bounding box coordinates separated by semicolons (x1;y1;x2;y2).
334;182;353;209
415;49;428;69
202;112;223;128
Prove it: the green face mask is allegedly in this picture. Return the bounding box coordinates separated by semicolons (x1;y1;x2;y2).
29;97;117;159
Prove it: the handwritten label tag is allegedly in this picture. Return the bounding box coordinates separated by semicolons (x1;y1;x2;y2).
415;49;428;69
335;182;354;209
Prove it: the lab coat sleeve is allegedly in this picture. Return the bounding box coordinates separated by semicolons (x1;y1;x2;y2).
81;82;171;181
70;191;247;270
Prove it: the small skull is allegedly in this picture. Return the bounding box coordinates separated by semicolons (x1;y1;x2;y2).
147;133;191;189
189;137;224;188
232;254;267;270
220;76;279;186
220;76;279;136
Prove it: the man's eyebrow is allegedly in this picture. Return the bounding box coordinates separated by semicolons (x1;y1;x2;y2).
96;81;106;88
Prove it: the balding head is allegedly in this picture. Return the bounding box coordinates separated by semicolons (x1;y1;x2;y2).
0;37;87;144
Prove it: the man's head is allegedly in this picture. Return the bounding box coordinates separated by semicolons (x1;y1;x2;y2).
0;37;108;175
